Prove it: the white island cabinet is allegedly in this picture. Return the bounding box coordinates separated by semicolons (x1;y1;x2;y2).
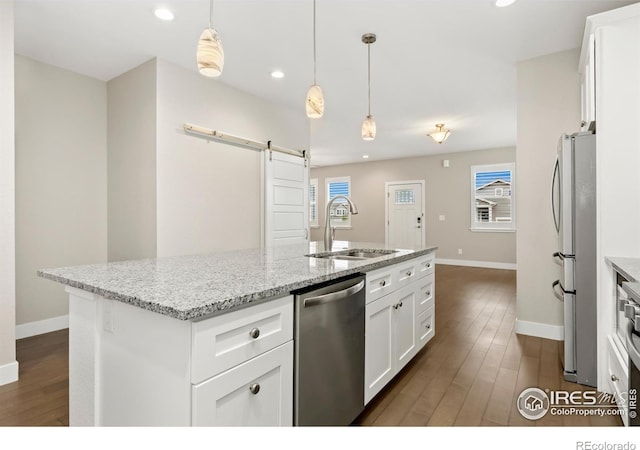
39;242;437;426
67;288;293;426
365;253;435;404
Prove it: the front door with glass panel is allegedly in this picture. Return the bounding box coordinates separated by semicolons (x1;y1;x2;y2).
386;182;424;249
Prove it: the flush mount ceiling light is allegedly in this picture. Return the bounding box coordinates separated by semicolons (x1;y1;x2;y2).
271;70;285;79
154;8;174;21
428;124;451;144
305;0;324;118
361;33;377;141
495;0;517;7
197;0;224;77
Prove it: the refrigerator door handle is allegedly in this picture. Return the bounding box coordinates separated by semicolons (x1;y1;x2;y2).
552;280;565;302
552;252;564;266
551;156;560;233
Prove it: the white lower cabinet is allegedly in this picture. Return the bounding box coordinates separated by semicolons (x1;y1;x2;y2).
365;265;435;405
192;341;293;426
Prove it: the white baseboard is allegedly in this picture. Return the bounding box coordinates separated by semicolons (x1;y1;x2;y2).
515;319;564;341
15;314;69;339
0;360;19;386
435;258;517;271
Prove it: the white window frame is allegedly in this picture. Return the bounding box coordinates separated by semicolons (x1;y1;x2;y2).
309;178;319;228
326;176;352;229
470;163;516;232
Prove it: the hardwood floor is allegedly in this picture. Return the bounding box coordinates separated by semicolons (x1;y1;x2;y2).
0;265;622;427
0;328;69;426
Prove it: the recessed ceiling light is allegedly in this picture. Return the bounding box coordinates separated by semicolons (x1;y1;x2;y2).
154;8;174;21
495;0;516;7
271;70;285;79
362;155;369;159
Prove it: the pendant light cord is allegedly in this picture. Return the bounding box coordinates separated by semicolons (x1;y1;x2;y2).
313;0;317;84
367;43;371;116
209;0;213;29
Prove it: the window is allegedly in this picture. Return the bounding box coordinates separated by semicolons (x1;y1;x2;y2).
309;178;318;227
470;163;516;231
395;189;415;204
326;176;352;228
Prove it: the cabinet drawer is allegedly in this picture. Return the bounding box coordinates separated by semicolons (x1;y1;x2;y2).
415;253;435;279
607;336;629;426
416;273;435;316
395;261;419;289
416;306;435;350
192;341;293;426
191;295;293;383
366;266;395;304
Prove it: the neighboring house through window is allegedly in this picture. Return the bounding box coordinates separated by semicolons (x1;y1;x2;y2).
309;178;318;227
470;163;516;231
326;176;352;228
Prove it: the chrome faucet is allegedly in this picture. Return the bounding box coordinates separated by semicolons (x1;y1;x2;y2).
324;195;358;251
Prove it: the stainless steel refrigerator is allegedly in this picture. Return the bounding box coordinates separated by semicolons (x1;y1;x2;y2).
551;130;597;387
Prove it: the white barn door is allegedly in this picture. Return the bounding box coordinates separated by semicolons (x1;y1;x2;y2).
264;151;309;247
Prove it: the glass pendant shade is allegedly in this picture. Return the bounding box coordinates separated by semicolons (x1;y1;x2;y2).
306;84;324;118
429;124;451;144
362;115;376;141
197;28;224;77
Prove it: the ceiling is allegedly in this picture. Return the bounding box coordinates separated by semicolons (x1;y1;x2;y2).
14;0;636;166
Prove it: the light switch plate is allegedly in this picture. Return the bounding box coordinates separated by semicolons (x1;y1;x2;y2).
439;215;445;221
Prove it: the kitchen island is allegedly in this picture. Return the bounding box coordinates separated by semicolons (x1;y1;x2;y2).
38;241;437;426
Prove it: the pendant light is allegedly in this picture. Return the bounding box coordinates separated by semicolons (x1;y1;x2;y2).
305;0;324;118
428;124;451;144
361;33;376;141
197;0;224;77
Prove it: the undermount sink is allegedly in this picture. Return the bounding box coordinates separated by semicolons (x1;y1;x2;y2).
306;249;398;261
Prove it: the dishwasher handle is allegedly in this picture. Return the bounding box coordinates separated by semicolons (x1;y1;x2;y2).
303;280;365;308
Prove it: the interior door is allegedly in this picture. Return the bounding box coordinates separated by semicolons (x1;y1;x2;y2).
386;182;424;249
264;151;309;247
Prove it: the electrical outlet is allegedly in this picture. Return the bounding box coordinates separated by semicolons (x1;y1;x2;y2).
439;215;445;221
458;248;463;255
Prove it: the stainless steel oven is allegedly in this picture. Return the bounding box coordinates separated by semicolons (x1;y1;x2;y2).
616;272;632;355
621;281;640;426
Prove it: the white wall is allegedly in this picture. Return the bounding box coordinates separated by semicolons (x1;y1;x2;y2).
515;49;581;338
107;59;157;262
155;59;308;257
310;147;517;266
0;0;17;386
15;55;108;329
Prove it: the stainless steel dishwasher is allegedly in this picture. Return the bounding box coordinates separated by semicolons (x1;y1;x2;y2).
293;273;366;426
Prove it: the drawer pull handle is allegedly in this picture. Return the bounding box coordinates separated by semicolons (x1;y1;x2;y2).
393;303;399;310
611;374;618;382
426;323;431;330
406;271;412;276
426;290;431;297
249;328;260;339
399;301;403;308
249;383;261;395
427;263;432;269
379;280;386;287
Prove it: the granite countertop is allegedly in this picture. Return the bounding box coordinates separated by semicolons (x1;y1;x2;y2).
606;257;640;282
38;241;437;321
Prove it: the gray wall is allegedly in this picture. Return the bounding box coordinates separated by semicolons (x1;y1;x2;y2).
15;55;108;325
0;1;16;385
107;59;157;262
516;49;581;331
155;59;308;257
311;147;517;265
